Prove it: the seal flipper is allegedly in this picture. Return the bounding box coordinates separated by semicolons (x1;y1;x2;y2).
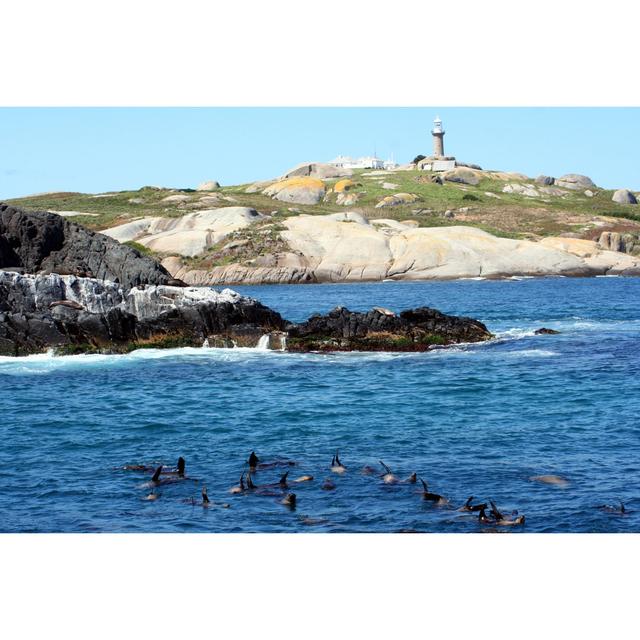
420;478;428;492
239;471;245;490
464;496;474;508
489;500;504;521
247;470;256;490
202;486;210;504
279;471;289;488
379;460;393;475
331;455;336;467
335;450;342;466
151;466;163;483
249;452;259;469
177;457;185;477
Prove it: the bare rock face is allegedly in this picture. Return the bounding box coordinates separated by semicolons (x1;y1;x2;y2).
0;204;171;287
597;231;638;254
555;174;595;190
503;183;540;197
286;305;492;352
282;162;352;180
102;207;263;257
263;177;326;205
442;167;483;186
612;189;638;205
196;180;220;191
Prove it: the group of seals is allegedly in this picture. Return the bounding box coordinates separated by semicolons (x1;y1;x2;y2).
119;451;634;530
121;456;204;503
225;453;300;509
238;451;527;526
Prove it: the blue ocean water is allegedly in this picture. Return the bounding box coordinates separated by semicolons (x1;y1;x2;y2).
1;277;639;533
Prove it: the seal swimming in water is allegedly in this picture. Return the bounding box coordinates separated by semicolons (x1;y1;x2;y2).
169;457;186;477
281;493;297;509
458;496;488;512
123;463;156;472
322;478;336;491
150;465;163;485
229;472;246;494
248;451;296;470
293;475;314;483
481;500;525;526
145;462;190;487
187;486;229;508
330;451;346;474
361;465;377;475
243;470;285;497
419;478;447;505
379;461;398;484
406;472;417;484
529;474;569;487
599;500;627;515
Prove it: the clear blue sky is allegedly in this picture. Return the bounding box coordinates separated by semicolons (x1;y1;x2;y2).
1;107;638;199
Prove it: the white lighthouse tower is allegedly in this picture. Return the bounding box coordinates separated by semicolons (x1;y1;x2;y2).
431;115;445;158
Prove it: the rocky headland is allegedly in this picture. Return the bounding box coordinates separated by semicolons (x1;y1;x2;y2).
6;160;640;286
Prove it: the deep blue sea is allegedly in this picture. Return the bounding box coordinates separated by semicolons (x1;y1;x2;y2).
1;277;639;533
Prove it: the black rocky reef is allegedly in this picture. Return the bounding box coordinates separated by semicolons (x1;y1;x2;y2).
0;203;171;287
286;305;492;352
0;272;285;356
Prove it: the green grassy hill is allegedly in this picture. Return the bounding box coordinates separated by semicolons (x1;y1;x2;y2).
7;168;640;270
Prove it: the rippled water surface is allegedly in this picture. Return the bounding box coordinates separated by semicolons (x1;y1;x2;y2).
1;277;639;532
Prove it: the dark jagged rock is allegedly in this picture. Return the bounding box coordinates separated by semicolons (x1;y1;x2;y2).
534;327;560;335
0;203;171;287
0;271;285;356
285;305;493;352
0;273;494;356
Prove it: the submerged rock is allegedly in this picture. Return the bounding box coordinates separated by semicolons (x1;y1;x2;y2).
534;327;560;335
285;305;492;352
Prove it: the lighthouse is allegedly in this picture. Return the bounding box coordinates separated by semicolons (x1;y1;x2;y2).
431;116;445;158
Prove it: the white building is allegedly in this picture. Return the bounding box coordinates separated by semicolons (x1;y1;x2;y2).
383;154;398;170
329;154;385;170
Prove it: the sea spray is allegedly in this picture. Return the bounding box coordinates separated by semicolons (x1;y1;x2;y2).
256;335;270;350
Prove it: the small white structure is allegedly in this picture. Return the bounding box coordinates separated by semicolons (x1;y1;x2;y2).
329;154;385;170
420;159;456;172
383;154;399;170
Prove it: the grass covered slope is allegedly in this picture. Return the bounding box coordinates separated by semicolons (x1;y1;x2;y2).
7;167;640;280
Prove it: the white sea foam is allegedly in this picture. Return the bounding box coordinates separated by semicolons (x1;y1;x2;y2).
256;335;270;350
504;349;558;358
494;327;539;340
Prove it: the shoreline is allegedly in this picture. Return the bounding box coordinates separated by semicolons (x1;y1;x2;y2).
194;272;637;287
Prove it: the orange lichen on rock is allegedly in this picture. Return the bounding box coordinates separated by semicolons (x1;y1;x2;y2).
334;179;356;193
